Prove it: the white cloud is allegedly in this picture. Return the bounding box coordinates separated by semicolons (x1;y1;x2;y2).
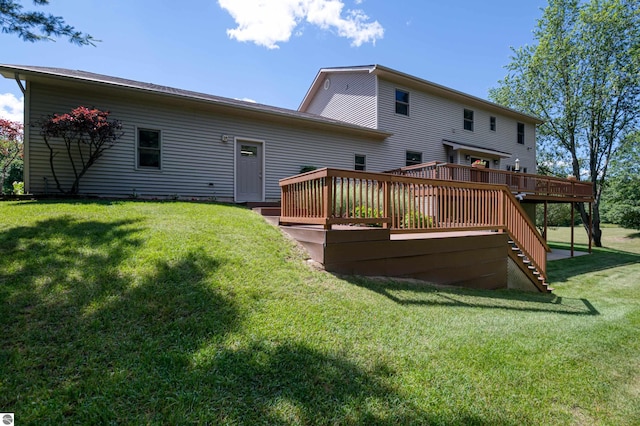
218;0;384;49
0;93;24;123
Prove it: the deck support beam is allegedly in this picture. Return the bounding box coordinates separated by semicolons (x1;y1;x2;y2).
543;201;548;240
588;203;593;253
571;202;575;257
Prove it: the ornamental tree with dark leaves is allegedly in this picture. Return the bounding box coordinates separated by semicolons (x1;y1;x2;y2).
40;106;123;194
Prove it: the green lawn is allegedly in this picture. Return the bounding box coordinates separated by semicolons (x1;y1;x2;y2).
1;200;638;425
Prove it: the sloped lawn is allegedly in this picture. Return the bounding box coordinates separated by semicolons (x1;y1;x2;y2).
0;200;638;425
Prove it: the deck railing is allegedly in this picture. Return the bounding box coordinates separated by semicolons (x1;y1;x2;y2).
280;168;549;280
386;162;593;201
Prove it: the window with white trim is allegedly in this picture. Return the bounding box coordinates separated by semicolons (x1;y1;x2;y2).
464;109;474;131
354;154;366;171
137;128;161;169
395;89;409;116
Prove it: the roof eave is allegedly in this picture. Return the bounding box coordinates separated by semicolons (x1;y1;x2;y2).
371;65;544;125
1;65;390;140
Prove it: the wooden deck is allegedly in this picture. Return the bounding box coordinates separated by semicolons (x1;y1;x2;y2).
278;167;561;292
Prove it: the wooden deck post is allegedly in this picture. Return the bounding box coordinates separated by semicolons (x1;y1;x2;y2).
571;202;575;257
383;180;391;229
323;175;333;230
543;200;548;240
588;203;593;254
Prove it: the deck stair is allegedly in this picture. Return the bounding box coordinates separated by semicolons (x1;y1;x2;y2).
507;239;553;293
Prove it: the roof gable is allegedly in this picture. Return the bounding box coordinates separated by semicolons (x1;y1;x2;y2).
299;64;543;124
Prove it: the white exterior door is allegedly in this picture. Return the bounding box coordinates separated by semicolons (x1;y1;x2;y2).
235;140;264;202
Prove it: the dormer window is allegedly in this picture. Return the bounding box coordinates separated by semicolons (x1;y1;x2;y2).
395;89;409;116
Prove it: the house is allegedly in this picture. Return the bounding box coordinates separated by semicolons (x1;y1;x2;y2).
1;64;593;292
1;64;540;204
299;65;542;174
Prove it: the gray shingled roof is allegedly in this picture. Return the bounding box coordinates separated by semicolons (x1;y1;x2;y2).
0;64;390;138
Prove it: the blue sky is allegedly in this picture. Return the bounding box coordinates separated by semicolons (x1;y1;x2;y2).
0;0;548;122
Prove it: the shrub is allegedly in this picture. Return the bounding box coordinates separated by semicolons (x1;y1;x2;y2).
353;205;381;218
12;181;24;195
402;210;434;229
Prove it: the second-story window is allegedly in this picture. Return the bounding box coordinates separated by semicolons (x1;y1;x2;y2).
464;109;474;131
395;89;409;116
490;116;496;131
517;122;525;144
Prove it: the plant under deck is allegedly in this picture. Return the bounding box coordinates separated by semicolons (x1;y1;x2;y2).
0;201;638;425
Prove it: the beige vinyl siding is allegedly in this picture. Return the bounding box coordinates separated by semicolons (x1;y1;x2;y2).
304;71;377;129
376;78;537;172
26;81;387;200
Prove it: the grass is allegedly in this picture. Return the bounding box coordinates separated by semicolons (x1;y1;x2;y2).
0;200;638;425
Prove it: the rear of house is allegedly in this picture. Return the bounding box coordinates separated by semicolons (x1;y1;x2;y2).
2;64;542;202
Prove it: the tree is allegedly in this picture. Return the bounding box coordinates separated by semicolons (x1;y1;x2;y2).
40;106;123;194
489;0;640;247
0;118;23;194
601;132;640;229
1;0;96;45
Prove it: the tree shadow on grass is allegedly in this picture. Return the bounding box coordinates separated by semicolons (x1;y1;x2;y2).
187;341;424;425
345;276;599;316
0;216;145;308
0;215;522;425
0;217;237;423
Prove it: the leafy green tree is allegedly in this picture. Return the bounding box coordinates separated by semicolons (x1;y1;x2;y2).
0;118;23;194
490;0;640;246
0;0;95;45
536;203;581;232
40;106;123;194
601;132;640;229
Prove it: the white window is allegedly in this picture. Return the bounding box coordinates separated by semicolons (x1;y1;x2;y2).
395;89;409;116
137;128;161;169
464;109;474;131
